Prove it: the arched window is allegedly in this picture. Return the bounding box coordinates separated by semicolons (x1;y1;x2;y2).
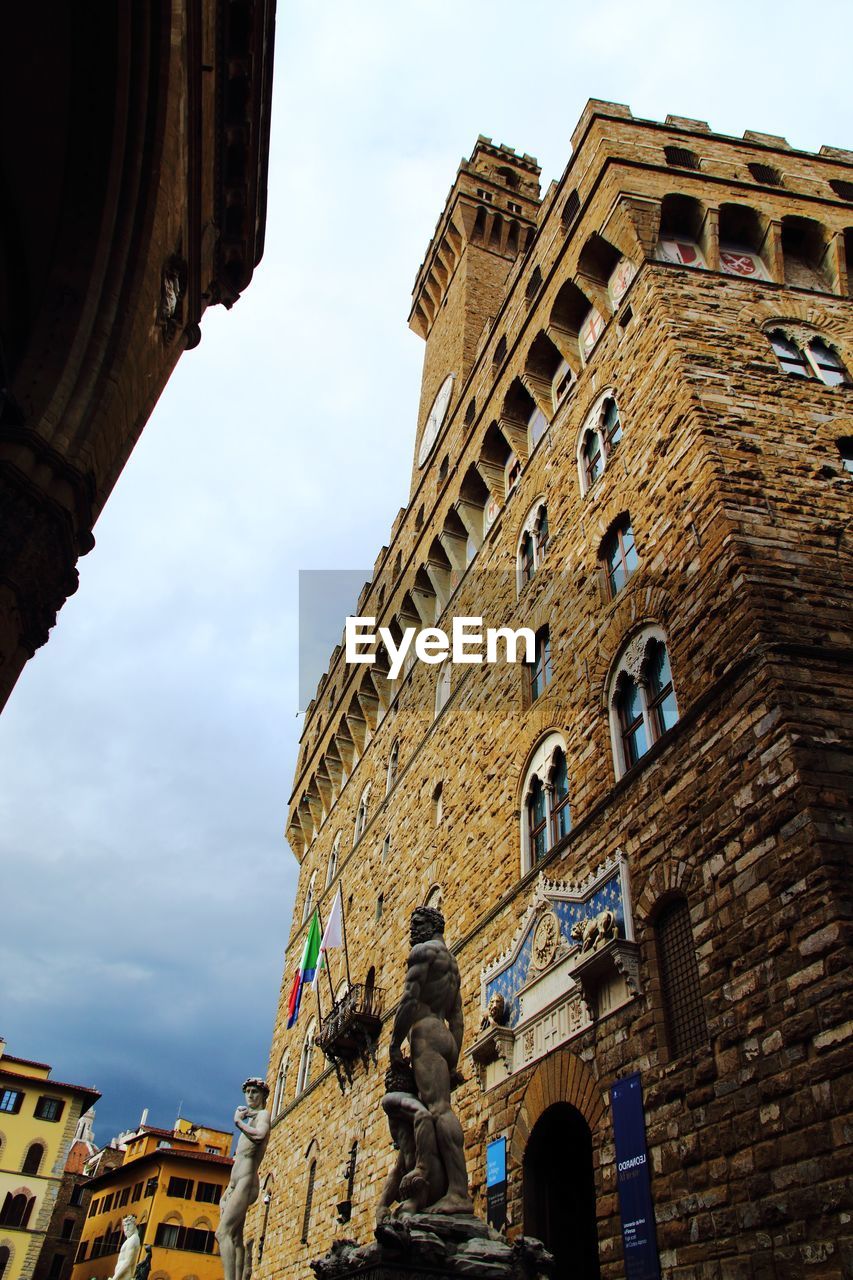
519;733;572;873
21;1143;44;1176
386;740;399;795
768;329;849;385
301;871;317;924
435;662;451;717
0;1245;10;1280
424;884;443;912
607;628;679;779
325;832;341;889
516;501;550;593
655;896;708;1057
599;517;638;598
552;359;575;410
353;785;370;846
526;626;552;703
0;1191;35;1228
272;1052;289;1118
577;393;622;495
296;1022;316;1097
300;1159;317;1245
431;782;444;827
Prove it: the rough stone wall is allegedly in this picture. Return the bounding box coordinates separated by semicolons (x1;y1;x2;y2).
262;106;853;1280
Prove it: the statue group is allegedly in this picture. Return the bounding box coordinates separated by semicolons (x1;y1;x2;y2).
379;905;473;1220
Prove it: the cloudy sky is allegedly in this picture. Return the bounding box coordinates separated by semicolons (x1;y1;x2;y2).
2;0;852;1144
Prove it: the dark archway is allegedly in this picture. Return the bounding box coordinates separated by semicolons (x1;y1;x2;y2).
522;1103;599;1280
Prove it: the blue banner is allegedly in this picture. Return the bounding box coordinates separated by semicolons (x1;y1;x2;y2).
611;1072;661;1280
486;1138;506;1187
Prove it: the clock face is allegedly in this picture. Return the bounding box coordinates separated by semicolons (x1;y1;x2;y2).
418;373;454;467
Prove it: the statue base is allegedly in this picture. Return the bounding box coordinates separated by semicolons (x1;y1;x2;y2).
310;1212;553;1280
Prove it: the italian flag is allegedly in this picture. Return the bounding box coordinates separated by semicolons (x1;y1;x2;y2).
286;910;321;1029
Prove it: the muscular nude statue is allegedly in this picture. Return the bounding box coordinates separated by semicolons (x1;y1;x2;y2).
216;1078;271;1280
107;1216;141;1280
389;906;472;1216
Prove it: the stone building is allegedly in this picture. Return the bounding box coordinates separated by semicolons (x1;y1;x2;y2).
0;1;276;711
0;1041;100;1280
254;101;853;1279
30;1111;97;1280
69;1117;232;1280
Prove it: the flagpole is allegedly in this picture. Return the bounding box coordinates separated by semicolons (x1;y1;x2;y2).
340;889;353;989
324;889;337;1009
314;906;325;1027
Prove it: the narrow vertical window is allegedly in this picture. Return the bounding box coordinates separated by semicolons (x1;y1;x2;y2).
656;897;708;1056
646;640;678;736
550;750;571;843
582;429;602;489
616;675;647;769
534;506;549;558
601;397;622;451
807;338;848;386
527;777;547;863
602;520;638;598
769;330;809;376
520;532;535;586
300;1160;317;1244
527;626;552;702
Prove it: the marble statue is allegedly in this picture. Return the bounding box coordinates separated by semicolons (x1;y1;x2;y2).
215;1077;271;1280
386;906;472;1217
107;1217;141;1280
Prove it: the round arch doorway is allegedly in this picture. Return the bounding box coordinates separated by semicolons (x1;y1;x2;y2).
522;1102;600;1279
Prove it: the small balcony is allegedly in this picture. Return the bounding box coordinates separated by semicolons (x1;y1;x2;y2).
315;983;385;1085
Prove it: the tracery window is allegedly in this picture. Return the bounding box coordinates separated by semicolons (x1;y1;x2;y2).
519;733;572;873
272;1052;289;1117
608;628;679;778
326;832;341;888
296;1022;316;1097
301;871;317;924
435;662;452;717
768;329;849;385
386;740;400;794
353;784;370;845
526;626;552;703
516;501;550;592
600;517;638;598
577;392;622;495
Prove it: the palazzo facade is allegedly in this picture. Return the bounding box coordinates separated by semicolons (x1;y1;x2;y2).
254;101;853;1279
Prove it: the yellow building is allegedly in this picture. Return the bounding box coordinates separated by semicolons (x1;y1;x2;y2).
70;1120;232;1280
0;1040;100;1280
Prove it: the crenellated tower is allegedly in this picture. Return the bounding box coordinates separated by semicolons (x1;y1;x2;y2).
408;138;541;495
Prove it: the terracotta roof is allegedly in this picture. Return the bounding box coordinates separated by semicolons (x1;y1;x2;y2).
2;1053;52;1071
87;1147;232;1187
0;1064;100;1110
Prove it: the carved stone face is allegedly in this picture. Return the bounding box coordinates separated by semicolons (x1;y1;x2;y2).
487;992;507;1025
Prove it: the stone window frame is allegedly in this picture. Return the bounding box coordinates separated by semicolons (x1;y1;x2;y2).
295;1021;316;1098
386;739;400;795
576;389;622;496
524;625;552;707
518;730;571;875
648;892;709;1061
598;513;639;601
21;1142;45;1176
516;498;550;596
766;324;850;386
325;832;341;888
434;661;452;719
606;626;679;780
272;1050;290;1118
301;870;317;925
352;783;371;847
